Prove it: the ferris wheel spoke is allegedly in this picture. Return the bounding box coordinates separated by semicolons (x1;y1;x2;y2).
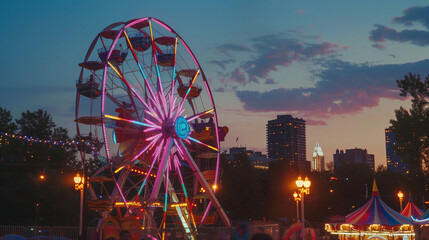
148;19;164;96
107;61;152;111
175;139;230;227
131;133;162;163
187;136;218;152
104;114;159;129
149;138;174;201
170;37;179;99
123;30;156;99
186;109;214;122
199;202;213;227
175;69;200;119
135;149;159;196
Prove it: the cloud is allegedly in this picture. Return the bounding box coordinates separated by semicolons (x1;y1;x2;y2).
372;43;386;50
235;59;429;118
369;6;429;48
369;24;429;47
217;43;251;56
208;59;235;70
306;119;327;126
265;79;276;84
215;33;346;87
392;6;429;29
214;87;225;92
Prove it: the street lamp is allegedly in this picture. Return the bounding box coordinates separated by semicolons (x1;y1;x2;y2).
397;191;404;212
74;173;84;239
296;176;311;240
293;192;301;222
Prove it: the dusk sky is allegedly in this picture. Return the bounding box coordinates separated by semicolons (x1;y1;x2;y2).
2;1;429;167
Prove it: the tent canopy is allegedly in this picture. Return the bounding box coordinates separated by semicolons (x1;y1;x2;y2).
345;180;412;226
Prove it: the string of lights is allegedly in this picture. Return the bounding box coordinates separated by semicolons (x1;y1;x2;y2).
0;131;87;147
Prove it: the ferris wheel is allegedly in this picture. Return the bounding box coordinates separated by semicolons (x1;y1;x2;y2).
75;17;230;238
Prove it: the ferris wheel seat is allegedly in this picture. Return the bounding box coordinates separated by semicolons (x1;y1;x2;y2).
89;175;114;182
177;69;198;78
201;170;216;183
177;85;202;99
155;36;176;46
130;36;151;51
191;130;214;142
196;152;218;159
127;19;150;29
87;199;112;212
98;49;128;64
99;30;124;40
77;80;101;98
157;54;174;67
79;61;105;71
75;116;103;126
218;126;229;142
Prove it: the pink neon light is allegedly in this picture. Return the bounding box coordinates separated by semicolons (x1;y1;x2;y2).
200;201;212;225
151;18;173;33
146;133;162;142
123;17;149;30
131;134;161;162
187;136;218;151
122;29;155;99
187;109;214;122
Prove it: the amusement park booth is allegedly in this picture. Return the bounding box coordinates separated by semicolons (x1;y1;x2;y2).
325;180;414;240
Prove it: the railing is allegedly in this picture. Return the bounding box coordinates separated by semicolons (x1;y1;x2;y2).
0;224;280;240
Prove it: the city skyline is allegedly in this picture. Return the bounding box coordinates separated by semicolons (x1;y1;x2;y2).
2;1;429;167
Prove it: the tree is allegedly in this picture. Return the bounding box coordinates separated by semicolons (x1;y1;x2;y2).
16;109;55;139
390;73;429;174
0;107;18;162
0;107;17;133
0;108;79;225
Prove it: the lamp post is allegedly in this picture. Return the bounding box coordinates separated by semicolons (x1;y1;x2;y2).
397;191;404;212
74;173;84;240
296;176;311;240
293;192;301;222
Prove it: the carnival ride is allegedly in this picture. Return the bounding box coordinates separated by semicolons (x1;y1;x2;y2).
75;17;229;239
325;180;414;240
400;194;423;219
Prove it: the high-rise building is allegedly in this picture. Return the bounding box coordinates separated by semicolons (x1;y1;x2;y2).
312;143;325;171
385;126;408;172
266;115;306;164
333;148;375;170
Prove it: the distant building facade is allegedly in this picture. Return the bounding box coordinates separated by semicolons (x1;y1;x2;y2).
226;147;273;170
333;148;375;170
266;115;306;165
312;143;325;172
385;126;408;172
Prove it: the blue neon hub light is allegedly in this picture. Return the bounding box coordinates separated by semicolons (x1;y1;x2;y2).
175;116;190;139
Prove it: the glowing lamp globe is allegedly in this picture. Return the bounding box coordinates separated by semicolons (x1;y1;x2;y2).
397;191;404;199
74;173;82;184
303;177;311;188
296;176;304;188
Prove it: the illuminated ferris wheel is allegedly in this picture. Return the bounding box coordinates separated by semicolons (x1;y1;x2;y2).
75;17;230;238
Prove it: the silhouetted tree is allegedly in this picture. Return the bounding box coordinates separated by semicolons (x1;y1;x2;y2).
0;108;79;225
391;73;429;174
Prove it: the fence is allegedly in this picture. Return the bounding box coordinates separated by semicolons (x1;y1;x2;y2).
0;224;280;240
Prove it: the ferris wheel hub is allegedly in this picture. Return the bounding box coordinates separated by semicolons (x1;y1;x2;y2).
174;116;190;139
